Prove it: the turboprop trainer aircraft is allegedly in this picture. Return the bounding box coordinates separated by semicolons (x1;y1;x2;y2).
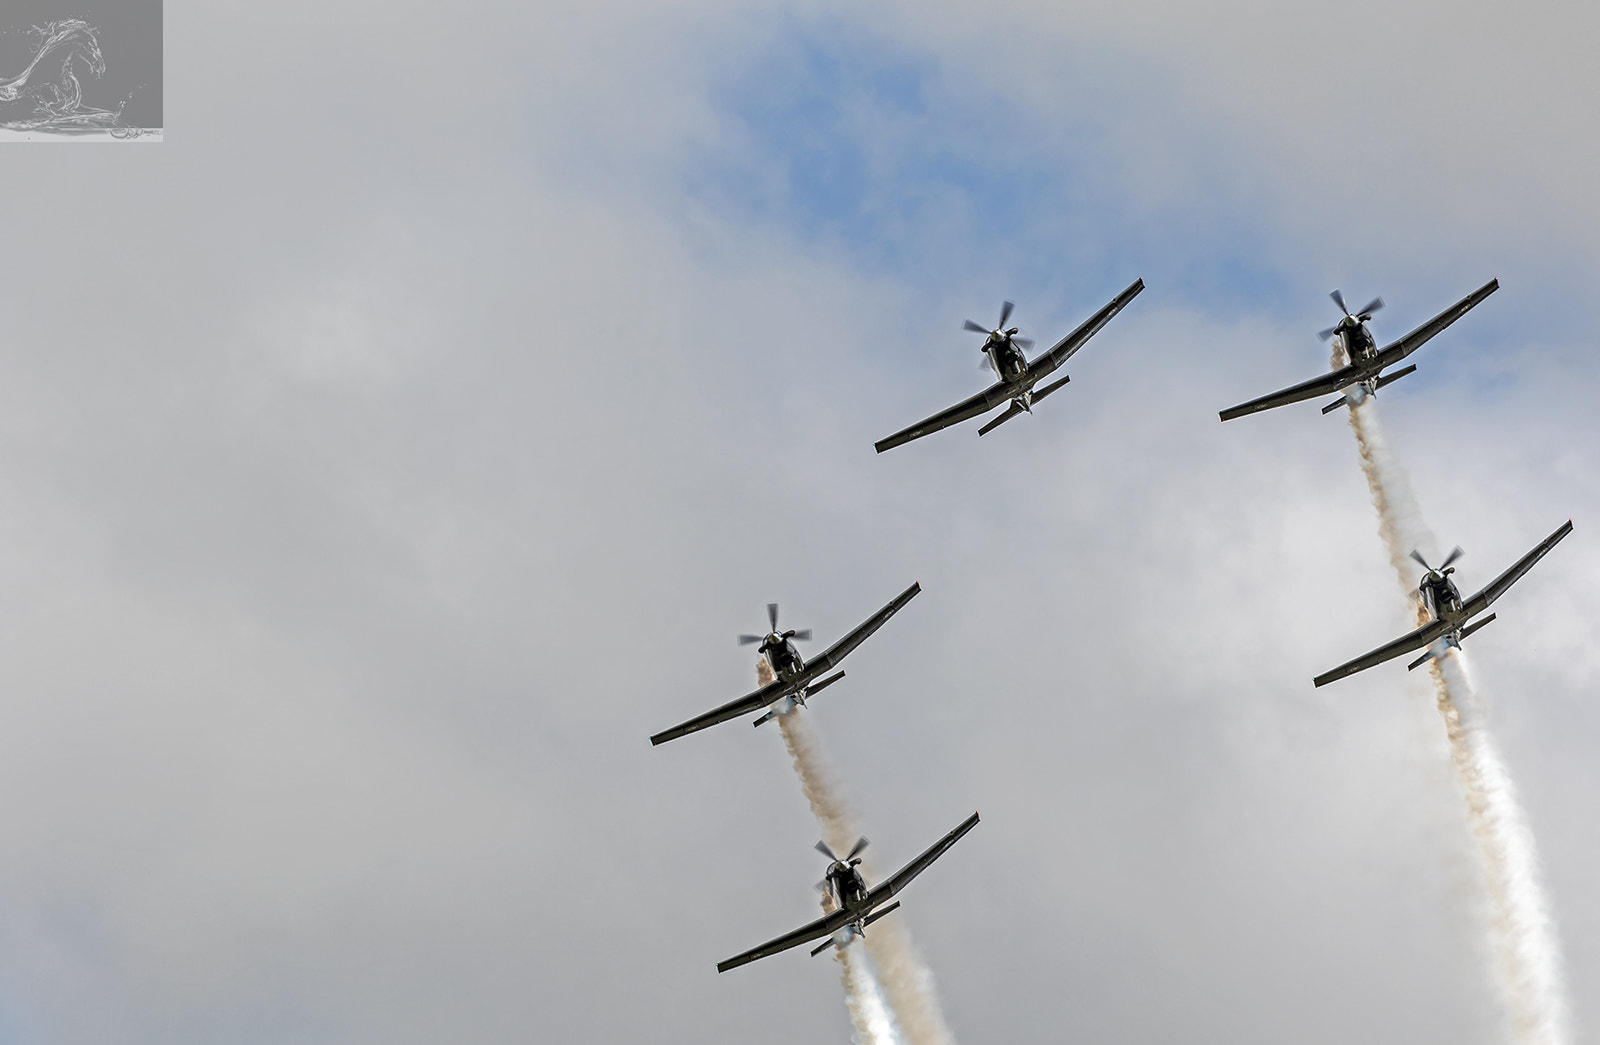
716;811;980;972
1313;520;1573;687
649;582;922;745
1219;278;1499;422
874;279;1145;453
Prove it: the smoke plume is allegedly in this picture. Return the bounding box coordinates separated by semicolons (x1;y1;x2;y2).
837;944;900;1044
759;660;957;1044
1342;395;1569;1044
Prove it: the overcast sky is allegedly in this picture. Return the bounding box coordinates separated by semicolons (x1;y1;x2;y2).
0;1;1596;1042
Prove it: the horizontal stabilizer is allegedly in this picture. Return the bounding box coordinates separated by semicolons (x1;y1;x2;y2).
1375;363;1417;390
978;401;1026;437
1407;648;1437;671
1031;374;1071;404
1459;612;1497;642
1321;394;1351;415
807;671;846;697
809;938;836;957
863;901;901;928
752;709;777;728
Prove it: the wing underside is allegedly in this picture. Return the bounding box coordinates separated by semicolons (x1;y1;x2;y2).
1220;364;1361;422
649;678;790;746
1459;519;1573;618
716;907;857;973
1026;278;1146;380
874;382;1015;454
1373;278;1500;369
865;811;980;906
804;581;922;677
1313;618;1451;688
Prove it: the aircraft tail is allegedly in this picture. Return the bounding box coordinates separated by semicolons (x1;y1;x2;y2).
862;901;901;928
978;401;1026;436
807;671;846;698
753;672;846;727
1031;374;1071;404
1458;612;1497;643
1375;364;1418;390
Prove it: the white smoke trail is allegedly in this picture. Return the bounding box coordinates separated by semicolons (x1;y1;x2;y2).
1342;392;1569;1044
837;944;900;1044
760;660;957;1045
1342;378;1436;602
858;917;956;1045
1431;653;1569;1045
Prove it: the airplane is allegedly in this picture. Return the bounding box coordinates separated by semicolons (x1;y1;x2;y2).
1219;278;1499;422
874;279;1145;453
649;582;922;746
1313;520;1573;687
716;811;981;972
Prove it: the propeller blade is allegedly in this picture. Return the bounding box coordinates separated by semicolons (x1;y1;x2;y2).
1317;326;1339;342
767;603;779;631
846;836;870;861
814;879;830;894
1013;336;1034;350
738;634;764;646
790;629;812;642
1409;549;1432;571
998;301;1014;328
1358;296;1384;318
1330;289;1349;316
1440;546;1465;569
981;358;994;371
963;319;990;334
815;840;839;862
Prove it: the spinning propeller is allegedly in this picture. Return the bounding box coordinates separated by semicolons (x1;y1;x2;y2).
964;301;1034;352
738;603;812;648
1318;289;1385;341
813;836;871;892
1410;546;1465;576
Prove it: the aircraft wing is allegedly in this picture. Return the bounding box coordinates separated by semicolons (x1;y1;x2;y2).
1459;520;1574;619
1219;363;1364;422
1313;617;1453;688
1373;278;1499;369
874;381;1016;453
649;675;792;746
716;905;858;973
865;811;981;907
802;581;922;677
1024;278;1146;381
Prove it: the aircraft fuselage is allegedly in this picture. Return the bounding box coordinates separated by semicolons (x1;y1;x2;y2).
1417;568;1470;657
1335;321;1383;401
984;333;1029;385
759;635;806;683
821;859;872;949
